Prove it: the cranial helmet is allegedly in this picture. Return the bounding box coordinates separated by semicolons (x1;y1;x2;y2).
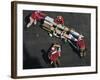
57;16;64;20
55;16;64;24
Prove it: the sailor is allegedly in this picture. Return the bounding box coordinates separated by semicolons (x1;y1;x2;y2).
54;16;64;25
48;43;61;67
27;10;46;28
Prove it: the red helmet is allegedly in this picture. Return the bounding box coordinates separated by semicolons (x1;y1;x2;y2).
55;16;64;25
34;10;40;14
57;16;63;20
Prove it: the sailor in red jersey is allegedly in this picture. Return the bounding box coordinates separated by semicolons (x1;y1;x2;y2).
54;16;64;25
76;38;86;56
27;11;46;28
66;31;85;49
51;16;64;37
48;43;61;67
76;38;85;49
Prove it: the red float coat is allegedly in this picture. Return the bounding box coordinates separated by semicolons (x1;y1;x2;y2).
31;11;46;21
76;39;86;49
49;51;60;62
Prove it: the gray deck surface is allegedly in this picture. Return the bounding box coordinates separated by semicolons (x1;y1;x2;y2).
23;10;91;69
